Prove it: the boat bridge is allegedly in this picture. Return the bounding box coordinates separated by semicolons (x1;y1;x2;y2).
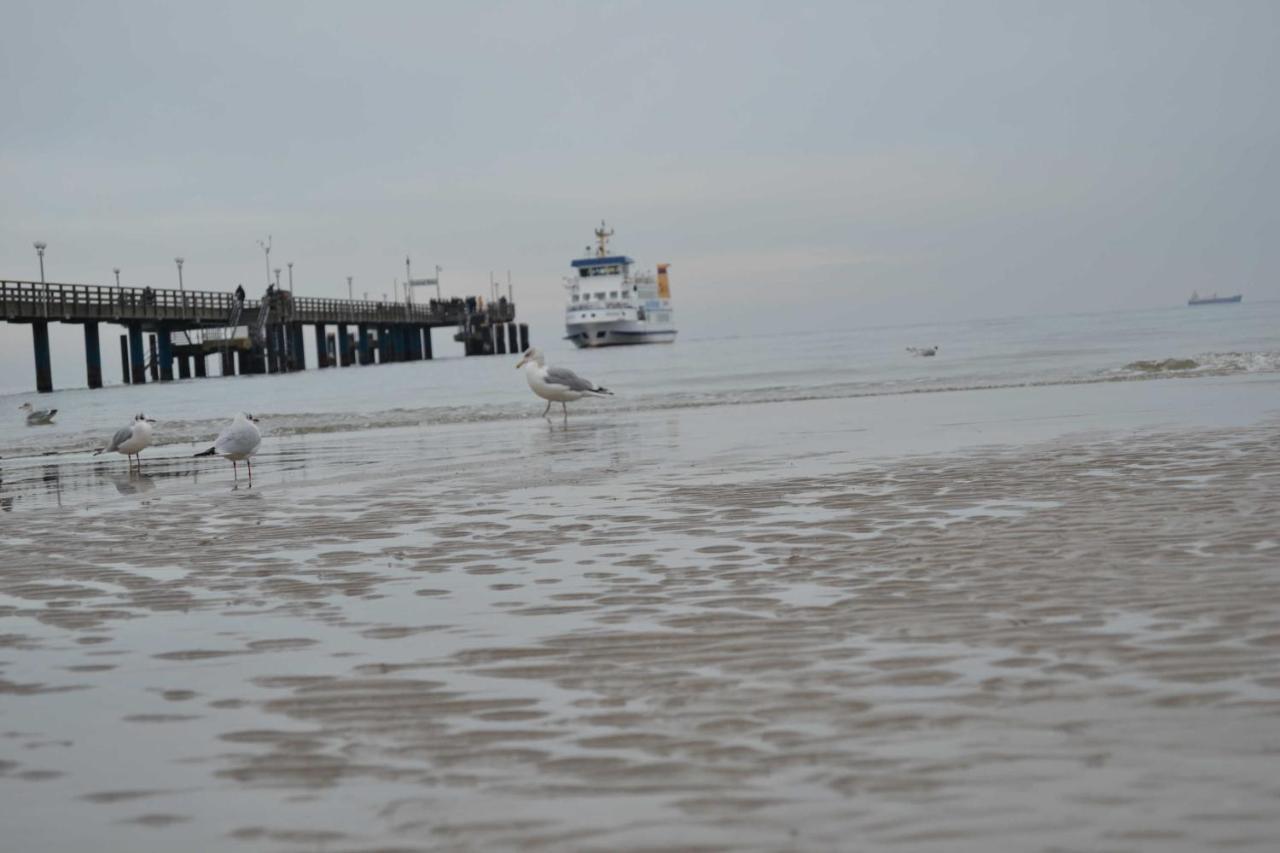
1;279;526;392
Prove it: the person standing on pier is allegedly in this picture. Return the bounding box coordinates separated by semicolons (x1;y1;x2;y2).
235;284;245;305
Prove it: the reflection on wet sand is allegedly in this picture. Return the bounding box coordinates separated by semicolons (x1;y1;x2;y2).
1;397;1278;851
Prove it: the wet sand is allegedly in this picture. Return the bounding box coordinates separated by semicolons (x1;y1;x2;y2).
2;374;1279;852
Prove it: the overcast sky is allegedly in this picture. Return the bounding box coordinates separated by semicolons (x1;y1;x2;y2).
2;0;1277;393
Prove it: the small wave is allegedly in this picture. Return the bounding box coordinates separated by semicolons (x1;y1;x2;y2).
1123;358;1200;373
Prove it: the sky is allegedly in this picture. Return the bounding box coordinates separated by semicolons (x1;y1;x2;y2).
2;0;1277;393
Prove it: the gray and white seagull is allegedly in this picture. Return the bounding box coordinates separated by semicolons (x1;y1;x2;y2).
515;347;613;417
19;402;57;426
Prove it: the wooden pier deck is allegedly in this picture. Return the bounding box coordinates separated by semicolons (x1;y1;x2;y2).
1;279;525;392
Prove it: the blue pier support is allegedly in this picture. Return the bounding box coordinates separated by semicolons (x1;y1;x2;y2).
119;335;131;384
177;353;191;379
266;325;281;373
358;324;372;365
314;324;329;368
157;328;174;381
408;326;423;360
32;320;53;393
289;324;306;371
377;327;391;364
495;323;507;355
128;323;147;384
508;323;519;353
337;324;352;366
83;322;103;389
194;353;207;378
423;326;433;360
519;323;529;352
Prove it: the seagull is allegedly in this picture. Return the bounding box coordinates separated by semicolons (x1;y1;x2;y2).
94;413;156;469
515;347;613;417
19;402;57;425
907;345;939;357
194;412;261;480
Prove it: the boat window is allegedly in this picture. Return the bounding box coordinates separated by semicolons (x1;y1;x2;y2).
595;292;605;300
609;291;618;299
571;294;579;302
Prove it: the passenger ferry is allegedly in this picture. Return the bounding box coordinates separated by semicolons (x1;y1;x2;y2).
564;222;677;347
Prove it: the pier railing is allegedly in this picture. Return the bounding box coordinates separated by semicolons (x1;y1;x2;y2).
1;280;246;324
1;280;516;328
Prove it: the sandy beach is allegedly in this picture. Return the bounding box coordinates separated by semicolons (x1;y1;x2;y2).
1;373;1278;851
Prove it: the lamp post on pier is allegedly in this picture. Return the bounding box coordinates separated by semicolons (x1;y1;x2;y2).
113;268;120;287
175;257;185;291
33;242;46;283
274;268;282;291
347;276;353;300
287;261;294;294
257;236;272;290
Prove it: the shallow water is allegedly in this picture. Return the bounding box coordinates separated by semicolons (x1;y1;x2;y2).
2;372;1279;851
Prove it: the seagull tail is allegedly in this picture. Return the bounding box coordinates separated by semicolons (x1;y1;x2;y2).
591;385;614;396
193;446;217;457
92;448;104;456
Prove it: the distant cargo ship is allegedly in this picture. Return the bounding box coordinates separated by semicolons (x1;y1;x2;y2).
564;222;676;348
1188;291;1242;306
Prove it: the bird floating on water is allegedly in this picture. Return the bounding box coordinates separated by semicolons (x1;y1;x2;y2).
515;347;613;418
194;412;261;481
95;413;156;469
907;345;939;357
19;402;57;426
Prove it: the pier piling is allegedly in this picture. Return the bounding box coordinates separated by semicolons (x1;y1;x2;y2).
358;324;372;365
508;323;519;353
83;322;102;389
315;324;329;368
148;335;159;381
119;335;130;384
177;353;191;380
337;324;352;366
128;324;146;384
423;326;433;360
194;353;207;378
32;320;53;393
157;328;174;381
519;323;529;352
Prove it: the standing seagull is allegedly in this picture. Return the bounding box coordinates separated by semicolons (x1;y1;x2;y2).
95;413;156;469
19;402;58;426
515;347;613;417
194;413;261;480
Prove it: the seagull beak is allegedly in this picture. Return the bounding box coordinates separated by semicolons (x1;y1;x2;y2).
515;357;526;369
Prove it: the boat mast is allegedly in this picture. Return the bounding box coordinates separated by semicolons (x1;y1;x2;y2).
594;221;614;257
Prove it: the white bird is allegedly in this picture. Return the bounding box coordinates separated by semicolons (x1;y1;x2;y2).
95;413;156;469
19;402;57;426
194;412;261;480
907;345;939;357
515;347;613;417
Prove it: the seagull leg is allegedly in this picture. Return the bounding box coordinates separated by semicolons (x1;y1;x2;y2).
562;402;568;419
247;459;253;481
542;400;552;418
232;460;238;480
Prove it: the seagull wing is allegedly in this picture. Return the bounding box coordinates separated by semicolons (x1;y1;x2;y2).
544;366;603;393
105;425;134;452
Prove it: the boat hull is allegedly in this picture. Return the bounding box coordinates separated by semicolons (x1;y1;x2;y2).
1188;295;1243;305
566;321;677;348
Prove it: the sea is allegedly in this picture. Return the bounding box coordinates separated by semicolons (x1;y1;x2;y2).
2;300;1278;463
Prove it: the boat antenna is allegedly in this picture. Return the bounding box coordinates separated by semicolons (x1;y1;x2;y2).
594;220;614;257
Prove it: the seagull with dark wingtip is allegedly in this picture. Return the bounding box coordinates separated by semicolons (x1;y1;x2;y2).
515;347;613;418
194;412;262;481
94;413;156;469
19;402;57;426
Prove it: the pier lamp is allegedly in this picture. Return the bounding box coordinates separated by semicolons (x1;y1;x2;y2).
175;257;185;291
33;241;47;284
287;261;294;294
113;268;120;287
274;268;282;291
347;275;353;300
257;236;272;289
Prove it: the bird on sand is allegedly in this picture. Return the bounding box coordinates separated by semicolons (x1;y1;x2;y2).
19;402;57;425
95;413;156;469
515;347;613;417
194;412;261;480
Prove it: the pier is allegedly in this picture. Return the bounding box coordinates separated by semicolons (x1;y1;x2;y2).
1;280;525;393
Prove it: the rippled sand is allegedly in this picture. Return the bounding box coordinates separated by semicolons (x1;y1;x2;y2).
2;379;1279;852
